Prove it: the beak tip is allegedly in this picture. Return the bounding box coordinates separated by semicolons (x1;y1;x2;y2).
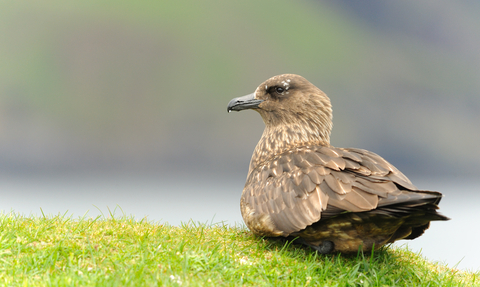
227;93;263;113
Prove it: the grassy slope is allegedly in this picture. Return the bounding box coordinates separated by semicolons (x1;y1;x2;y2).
0;213;477;286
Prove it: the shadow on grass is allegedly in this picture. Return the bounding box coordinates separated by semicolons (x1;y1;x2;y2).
253;234;438;283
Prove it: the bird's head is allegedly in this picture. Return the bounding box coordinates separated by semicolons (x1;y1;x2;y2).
227;74;333;144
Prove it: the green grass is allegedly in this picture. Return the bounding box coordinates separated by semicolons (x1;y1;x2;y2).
0;212;477;286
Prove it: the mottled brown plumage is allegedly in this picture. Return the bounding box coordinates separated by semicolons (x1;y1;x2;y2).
227;74;449;253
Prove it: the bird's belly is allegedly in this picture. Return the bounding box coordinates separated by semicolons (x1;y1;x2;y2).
293;213;406;253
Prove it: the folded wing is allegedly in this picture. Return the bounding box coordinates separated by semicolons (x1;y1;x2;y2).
242;145;444;235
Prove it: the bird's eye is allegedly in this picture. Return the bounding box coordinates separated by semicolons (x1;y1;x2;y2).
275;87;285;94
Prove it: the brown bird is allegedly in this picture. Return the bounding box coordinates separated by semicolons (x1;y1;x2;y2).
227;74;449;253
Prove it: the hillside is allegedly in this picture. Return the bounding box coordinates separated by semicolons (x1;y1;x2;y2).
1;213;477;286
1;1;479;176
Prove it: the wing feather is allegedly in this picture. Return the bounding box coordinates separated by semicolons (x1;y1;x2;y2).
305;151;327;165
273;195;287;212
291;169;304;186
324;157;345;170
344;159;361;170
320;180;346;201
343;187;378;210
318;146;341;157
330;170;355;183
327;197;365;212
315;166;330;175
271;161;282;176
325;173;348;195
307;168;324;184
299;174;316;194
273;210;298;234
316;185;329;210
298;195;320;222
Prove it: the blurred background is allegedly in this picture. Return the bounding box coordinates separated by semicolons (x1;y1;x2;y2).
1;1;479;270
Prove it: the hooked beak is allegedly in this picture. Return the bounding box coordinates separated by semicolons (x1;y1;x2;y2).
227;93;264;113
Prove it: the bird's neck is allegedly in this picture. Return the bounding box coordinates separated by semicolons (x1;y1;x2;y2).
248;121;331;174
